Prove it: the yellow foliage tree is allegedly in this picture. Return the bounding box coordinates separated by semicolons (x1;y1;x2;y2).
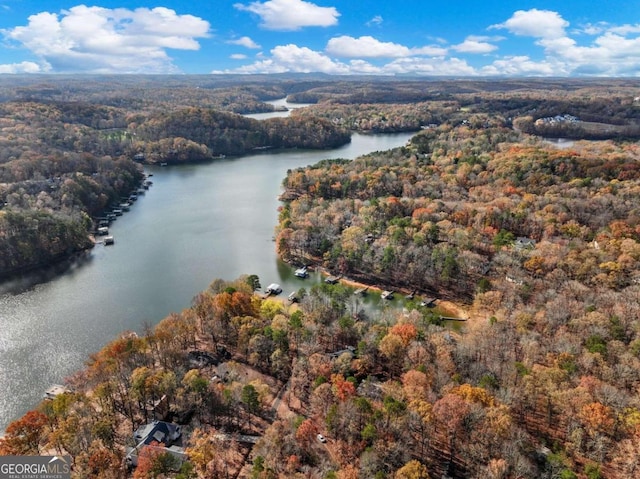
395;459;429;479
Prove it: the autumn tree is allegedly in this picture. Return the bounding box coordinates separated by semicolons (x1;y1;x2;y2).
133;442;180;479
395;459;429;479
186;428;217;477
295;418;318;446
0;410;48;455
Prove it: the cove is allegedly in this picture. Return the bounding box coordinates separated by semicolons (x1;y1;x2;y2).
0;130;415;431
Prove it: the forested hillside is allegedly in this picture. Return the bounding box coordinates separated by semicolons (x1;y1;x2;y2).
274;120;640;477
133;108;351;161
0;77;356;277
2;76;640;478
0;153;143;276
277;124;640;299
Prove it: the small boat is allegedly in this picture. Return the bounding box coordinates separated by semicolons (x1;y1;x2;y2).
104;236;115;245
288;291;298;302
381;290;394;300
97;226;109;236
294;266;308;278
354;287;368;296
325;275;340;284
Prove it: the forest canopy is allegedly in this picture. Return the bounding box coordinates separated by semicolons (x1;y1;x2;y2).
2;76;640;478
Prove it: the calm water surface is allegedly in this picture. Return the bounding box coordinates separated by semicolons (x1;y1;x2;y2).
0;127;415;431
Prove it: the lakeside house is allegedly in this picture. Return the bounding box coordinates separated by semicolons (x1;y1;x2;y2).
329;346;356;359
514;237;535;250
126;420;186;468
43;384;70;400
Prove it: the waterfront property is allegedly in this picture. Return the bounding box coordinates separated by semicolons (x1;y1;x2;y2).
126;420;186;467
43;384;70;400
381;290;394;300
0;131;415;432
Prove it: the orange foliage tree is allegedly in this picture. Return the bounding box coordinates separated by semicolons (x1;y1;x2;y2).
0;410;48;455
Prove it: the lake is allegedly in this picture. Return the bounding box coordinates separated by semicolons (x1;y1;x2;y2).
0;116;415;431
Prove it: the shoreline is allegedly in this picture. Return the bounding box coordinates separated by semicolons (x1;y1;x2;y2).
313;266;473;322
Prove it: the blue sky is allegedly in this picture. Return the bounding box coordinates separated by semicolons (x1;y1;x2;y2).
1;0;639;75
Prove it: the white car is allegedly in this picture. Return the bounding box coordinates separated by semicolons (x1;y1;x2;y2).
317;434;327;443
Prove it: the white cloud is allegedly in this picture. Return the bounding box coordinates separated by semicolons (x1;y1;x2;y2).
347;59;383;74
609;24;640;35
230;53;248;60
494;9;568;39
326;36;411;58
2;5;210;73
411;45;449;56
228;44;349;74
224;42;478;76
577;22;608;36
452;36;498;54
490;10;640;76
326;35;447;58
481;56;559;76
366;15;383;27
234;0;339;31
0;61;44;73
381;57;477;76
227;36;261;49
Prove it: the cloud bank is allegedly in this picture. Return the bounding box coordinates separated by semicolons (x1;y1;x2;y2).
2;5;210;73
2;5;640;77
227;8;640;76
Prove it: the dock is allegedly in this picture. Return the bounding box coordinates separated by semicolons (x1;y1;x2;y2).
439;316;467;322
262;283;282;298
325;275;341;284
381;290;394;300
420;297;437;307
294;266;308;278
354;286;368;295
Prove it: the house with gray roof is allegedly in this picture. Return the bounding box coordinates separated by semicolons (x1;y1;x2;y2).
126;420;186;468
